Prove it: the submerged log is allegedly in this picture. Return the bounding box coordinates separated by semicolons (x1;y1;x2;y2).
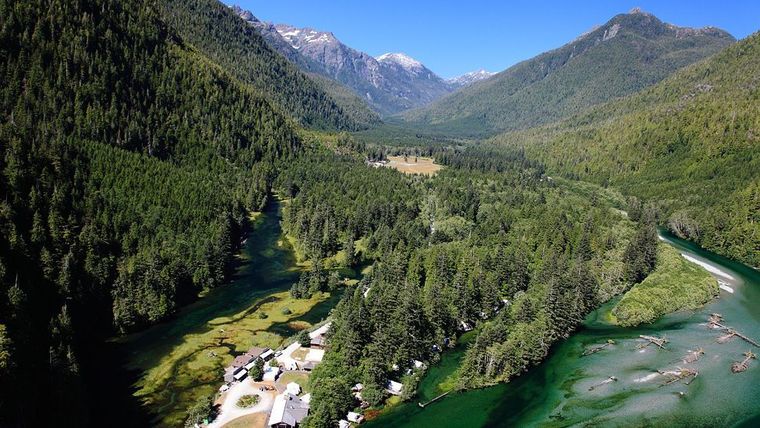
731;351;756;373
638;335;669;350
659;367;698;386
582;339;616;357
717;329;737;344
707;315;760;347
732;331;760;348
588;376;618;391
682;348;704;364
714;327;760;347
707;313;723;328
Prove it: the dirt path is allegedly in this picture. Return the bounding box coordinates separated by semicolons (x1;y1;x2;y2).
209;380;275;428
277;341;302;370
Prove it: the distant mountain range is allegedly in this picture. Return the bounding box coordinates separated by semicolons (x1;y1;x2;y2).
399;8;736;137
447;69;497;88
231;5;492;116
223;5;734;136
158;0;379;130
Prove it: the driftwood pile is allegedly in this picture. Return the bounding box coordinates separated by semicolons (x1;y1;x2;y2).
707;313;759;347
731;351;756;373
658;367;698;386
705;314;759;373
682;348;704;364
707;313;723;326
638;335;668;350
717;329;738;344
572;312;757;400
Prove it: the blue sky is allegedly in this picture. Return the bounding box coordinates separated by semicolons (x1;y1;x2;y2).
226;1;760;78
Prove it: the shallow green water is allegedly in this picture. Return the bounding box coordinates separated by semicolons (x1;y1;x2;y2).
269;292;345;337
122;200;302;365
101;199;353;425
368;232;760;427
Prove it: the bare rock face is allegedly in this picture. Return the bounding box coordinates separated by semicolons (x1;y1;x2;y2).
272;23;455;114
602;23;621;41
230;5;460;115
230;6;322;73
275;24;386;90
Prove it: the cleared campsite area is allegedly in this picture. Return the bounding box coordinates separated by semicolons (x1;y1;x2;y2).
385;156;442;175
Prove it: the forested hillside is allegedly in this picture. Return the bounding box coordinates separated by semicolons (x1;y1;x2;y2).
493;32;760;267
0;1;753;427
159;0;380;130
272;141;655;427
0;0;299;425
401;10;734;138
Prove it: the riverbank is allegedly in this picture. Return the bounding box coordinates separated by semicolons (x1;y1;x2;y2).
117;199;340;426
612;243;718;326
366;233;760;427
129;290;330;426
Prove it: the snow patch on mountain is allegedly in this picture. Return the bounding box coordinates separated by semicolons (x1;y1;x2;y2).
230;5;453;114
278;29;301;38
377;53;424;72
276;26;336;49
447;69;496;87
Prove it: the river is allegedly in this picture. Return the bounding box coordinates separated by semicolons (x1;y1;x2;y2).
90;199;341;426
367;231;760;427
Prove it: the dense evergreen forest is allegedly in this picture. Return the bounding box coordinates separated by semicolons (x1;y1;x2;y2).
272;140;660;427
0;0;756;427
492;32;760;267
0;0;300;425
159;0;380;131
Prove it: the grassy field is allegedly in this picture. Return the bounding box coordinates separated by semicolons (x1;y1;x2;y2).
282;232;310;267
612;244;718;326
291;348;309;360
127;290;331;426
283;232;363;279
385;156;443;176
222;413;266;428
115;199;349;426
279;372;311;393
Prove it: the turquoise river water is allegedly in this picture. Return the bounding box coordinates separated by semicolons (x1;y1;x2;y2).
367;231;760;427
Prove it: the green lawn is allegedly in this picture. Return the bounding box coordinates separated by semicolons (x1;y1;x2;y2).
291;348;309;361
279;372;311;393
612;244;718;326
221;413;267;428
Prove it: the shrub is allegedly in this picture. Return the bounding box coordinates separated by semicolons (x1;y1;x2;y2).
236;394;260;408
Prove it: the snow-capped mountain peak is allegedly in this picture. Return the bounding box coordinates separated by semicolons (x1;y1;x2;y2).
376;53;424;72
230;5;453;114
447;69;496;88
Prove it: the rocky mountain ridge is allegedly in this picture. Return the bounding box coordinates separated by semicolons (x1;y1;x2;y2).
231;5;488;115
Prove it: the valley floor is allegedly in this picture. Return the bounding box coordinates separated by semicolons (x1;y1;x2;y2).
117;202;335;426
